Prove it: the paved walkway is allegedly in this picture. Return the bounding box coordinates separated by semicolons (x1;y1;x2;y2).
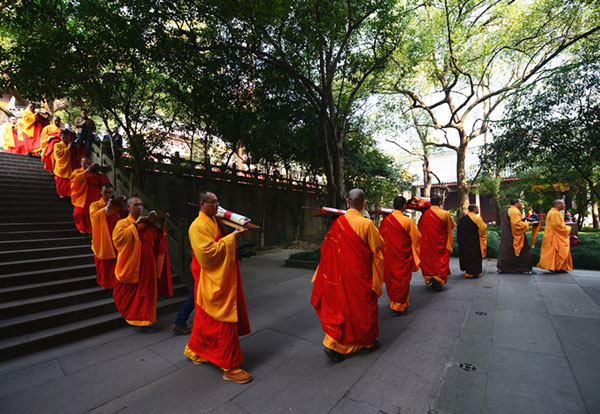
1;250;599;414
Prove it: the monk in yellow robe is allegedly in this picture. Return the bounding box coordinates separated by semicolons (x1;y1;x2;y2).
40;116;62;173
311;188;384;363
497;198;534;274
21;103;48;154
538;199;573;273
418;194;455;290
184;191;253;384
89;183;127;288
53;131;73;198
457;204;487;278
112;198;173;331
71;157;111;234
379;195;420;315
2;116;18;153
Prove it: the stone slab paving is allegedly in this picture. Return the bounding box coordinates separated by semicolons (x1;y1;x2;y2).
1;250;599;414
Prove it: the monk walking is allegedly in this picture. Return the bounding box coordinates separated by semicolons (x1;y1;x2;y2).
2;116;18;153
21;103;47;154
184;191;252;384
457;204;488;278
89;183;127;288
379;195;420;315
311;188;384;363
53;130;73;198
112;197;173;331
40;116;62;173
418;194;455;291
497;198;534;274
70;157;111;234
537;200;572;273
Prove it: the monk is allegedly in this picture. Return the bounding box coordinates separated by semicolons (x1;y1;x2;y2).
40;116;62;173
497;198;535;274
418;194;455;291
89;183;127;288
311;188;384;363
112;197;173;331
184;191;252;384
2;116;18;153
53;130;73;198
538;200;573;273
379;195;420;315
71;157;111;234
14;119;26;154
457;204;488;278
21;103;48;154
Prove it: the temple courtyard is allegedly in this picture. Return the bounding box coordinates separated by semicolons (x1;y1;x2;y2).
1;249;599;414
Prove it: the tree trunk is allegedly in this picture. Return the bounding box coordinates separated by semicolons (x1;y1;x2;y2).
456;144;470;220
592;202;599;228
318;109;336;207
423;155;432;197
493;174;502;226
333;132;346;208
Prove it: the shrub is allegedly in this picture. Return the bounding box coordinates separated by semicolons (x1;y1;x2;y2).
289;248;321;262
580;227;600;233
487;231;500;259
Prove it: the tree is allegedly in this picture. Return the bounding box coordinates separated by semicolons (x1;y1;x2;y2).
382;0;600;219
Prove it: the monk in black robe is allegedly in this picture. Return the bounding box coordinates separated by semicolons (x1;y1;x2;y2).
497;198;534;274
458;204;487;278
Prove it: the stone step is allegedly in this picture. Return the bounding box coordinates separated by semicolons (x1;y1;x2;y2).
0;295;187;362
0;236;89;251
0;215;74;224
2;188;59;197
0;244;89;262
0;275;99;302
0;207;74;217
0;263;97;288
0;253;94;274
0;228;83;242
0;221;76;233
0;169;53;177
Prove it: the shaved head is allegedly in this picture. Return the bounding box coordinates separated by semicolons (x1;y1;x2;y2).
347;188;365;210
552;199;565;209
127;197;142;207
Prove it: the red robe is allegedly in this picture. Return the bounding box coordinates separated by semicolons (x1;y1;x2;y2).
311;215;379;347
71;170;110;234
112;221;173;324
42;136;61;173
23;114;48;153
418;208;453;284
380;212;420;311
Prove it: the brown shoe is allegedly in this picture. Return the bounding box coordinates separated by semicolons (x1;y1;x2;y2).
171;324;192;335
222;368;252;384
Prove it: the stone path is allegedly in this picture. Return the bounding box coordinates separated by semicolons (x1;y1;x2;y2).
1;250;599;413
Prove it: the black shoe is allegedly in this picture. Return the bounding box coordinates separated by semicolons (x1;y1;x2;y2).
555;270;568;274
364;340;381;353
324;348;344;363
139;324;159;333
390;309;405;317
430;278;443;291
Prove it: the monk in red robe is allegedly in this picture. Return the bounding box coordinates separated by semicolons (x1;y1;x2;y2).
184;191;252;384
71;157;111;234
112;197;173;331
53;131;73;198
89;183;127;288
418;194;455;291
21;103;48;154
40;116;62;173
379;195;420;315
312;188;384;363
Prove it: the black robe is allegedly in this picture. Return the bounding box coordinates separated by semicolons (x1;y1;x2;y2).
457;215;482;276
497;210;532;273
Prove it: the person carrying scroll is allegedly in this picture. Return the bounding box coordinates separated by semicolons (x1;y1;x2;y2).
53;130;73;197
40;116;62;173
70;157;111;234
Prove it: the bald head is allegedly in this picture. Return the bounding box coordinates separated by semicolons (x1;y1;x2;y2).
552;199;565;210
127;197;144;220
81;156;92;169
347;188;365;210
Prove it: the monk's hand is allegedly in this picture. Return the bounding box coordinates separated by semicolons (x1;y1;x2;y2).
232;228;249;239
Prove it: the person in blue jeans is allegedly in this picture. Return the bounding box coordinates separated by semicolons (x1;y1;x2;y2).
172;292;194;335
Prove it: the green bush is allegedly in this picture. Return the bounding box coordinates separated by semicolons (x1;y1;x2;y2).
580;227;600;233
487;231;500;259
289;248;321;262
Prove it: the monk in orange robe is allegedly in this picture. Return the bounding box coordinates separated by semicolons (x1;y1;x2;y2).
53;131;73;198
2;117;18;153
379;195;420;315
40;116;62;173
89;183;127;288
538;200;573;273
112;197;173;331
418;194;455;290
21;103;48;154
497;198;534;274
184;191;253;384
457;204;488;278
71;157;111;234
312;188;384;363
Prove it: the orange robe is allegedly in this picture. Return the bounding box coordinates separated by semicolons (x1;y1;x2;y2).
311;209;384;354
112;216;173;325
22;110;47;153
71;169;110;234
40;124;62;172
184;211;251;370
380;210;420;312
90;199;127;288
2;122;17;152
537;208;572;271
418;206;455;285
53;141;72;197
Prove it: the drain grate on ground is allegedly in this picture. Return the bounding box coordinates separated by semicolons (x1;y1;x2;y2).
459;362;477;371
475;311;487;316
483;286;493;289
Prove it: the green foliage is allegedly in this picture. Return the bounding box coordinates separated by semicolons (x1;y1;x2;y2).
289;248;321;262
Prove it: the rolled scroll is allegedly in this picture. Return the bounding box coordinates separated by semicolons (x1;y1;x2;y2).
406;197;431;211
311;207;347;217
217;206;251;226
369;207;393;215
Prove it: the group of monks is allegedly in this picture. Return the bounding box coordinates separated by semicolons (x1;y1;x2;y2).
1;103;52;155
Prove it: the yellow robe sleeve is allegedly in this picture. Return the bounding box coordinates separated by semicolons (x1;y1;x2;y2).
112;217;141;283
53;141;72;178
508;206;529;257
432;207;455;252
22;110;36;137
70;169;88;208
189;212;239;322
405;216;422;269
469;212;488;258
90;199;116;260
365;220;385;297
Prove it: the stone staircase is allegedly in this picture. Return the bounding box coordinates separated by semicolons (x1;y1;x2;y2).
0;152;188;361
